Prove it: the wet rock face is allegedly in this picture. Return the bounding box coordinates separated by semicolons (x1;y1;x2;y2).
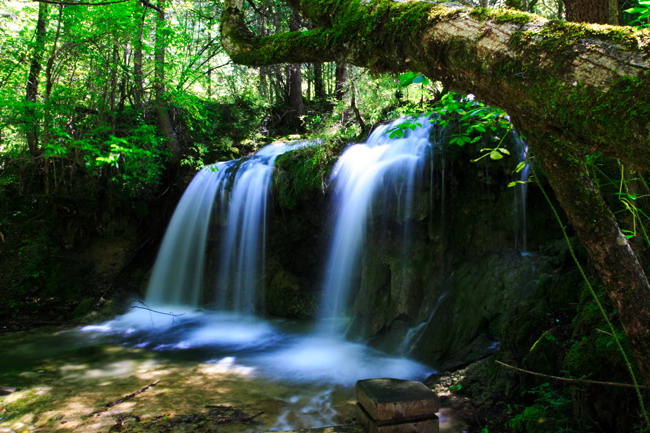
264;135;562;368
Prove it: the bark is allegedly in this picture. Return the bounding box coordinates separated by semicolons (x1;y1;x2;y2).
220;0;650;384
44;5;63;101
154;0;180;156
286;11;305;129
565;0;619;24
110;43;119;132
133;6;146;110
25;2;49;158
334;62;347;101
286;62;305;128
313;62;326;101
349;82;365;131
522;124;650;383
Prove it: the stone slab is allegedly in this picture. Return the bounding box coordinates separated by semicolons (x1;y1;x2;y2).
356;378;439;423
356;403;439;433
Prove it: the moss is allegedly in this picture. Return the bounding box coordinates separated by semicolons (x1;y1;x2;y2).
265;266;318;318
528;73;650;169
1;388;51;424
469;7;535;26
273;143;334;210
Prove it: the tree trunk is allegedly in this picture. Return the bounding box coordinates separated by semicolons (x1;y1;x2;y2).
565;0;619;24
154;0;180;156
334;62;347;101
313;62;326;101
133;6;146;111
44;5;63;102
523;124;650;383
25;2;49;158
221;1;650;383
259;67;269;98
285;12;305;130
110;43;119;133
286;62;305;129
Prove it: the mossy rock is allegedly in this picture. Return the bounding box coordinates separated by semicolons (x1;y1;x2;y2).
265;267;318;318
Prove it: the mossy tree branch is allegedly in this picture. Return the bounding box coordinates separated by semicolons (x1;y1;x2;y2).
221;1;650;169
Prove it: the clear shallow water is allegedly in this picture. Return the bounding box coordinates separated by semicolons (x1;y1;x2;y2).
0;308;436;432
81;306;431;385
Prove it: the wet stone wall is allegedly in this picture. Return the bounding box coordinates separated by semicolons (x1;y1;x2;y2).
265;133;564;369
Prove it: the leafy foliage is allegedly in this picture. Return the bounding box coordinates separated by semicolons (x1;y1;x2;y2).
508;383;571;433
624;0;650;28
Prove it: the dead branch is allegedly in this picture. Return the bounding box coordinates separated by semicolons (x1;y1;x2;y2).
495;360;649;389
131;304;185;318
90;381;160;415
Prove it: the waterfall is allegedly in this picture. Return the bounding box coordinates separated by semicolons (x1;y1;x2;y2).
317;117;435;335
513;133;530;253
145;141;312;311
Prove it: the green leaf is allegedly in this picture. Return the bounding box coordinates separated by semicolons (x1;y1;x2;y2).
398;71;418;87
412;74;429;85
490;150;504;160
515;161;526;173
498;148;510;155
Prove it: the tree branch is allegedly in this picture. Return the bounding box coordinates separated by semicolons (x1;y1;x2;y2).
220;1;650;171
221;7;339;65
496;360;649;389
90;381;161;416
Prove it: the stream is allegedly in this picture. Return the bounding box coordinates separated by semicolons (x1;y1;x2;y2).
0;308;469;432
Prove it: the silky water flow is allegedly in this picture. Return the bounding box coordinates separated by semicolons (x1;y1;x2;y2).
74;120;530;431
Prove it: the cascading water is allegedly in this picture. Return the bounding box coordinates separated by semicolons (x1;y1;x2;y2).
74;124;452;431
513;133;530;253
317;117;435;335
145;141;311;311
31;115;541;433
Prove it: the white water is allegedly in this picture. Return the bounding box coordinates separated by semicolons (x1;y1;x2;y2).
317;117;435;335
144;168;225;307
513;133;530;253
82;307;429;385
399;291;448;355
80;307;430;431
145;141;312;311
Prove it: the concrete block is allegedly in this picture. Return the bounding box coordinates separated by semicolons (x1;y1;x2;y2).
356;404;439;433
356;378;439;423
